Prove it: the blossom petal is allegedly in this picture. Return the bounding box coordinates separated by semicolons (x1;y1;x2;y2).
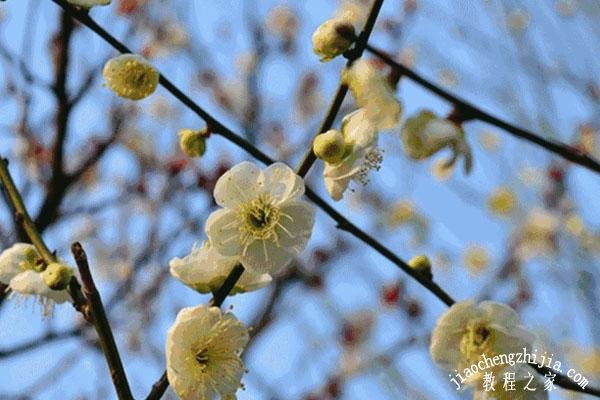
277;200;315;250
0;243;35;284
262;162;305;204
205;209;242;257
242;239;293;274
213;161;262;208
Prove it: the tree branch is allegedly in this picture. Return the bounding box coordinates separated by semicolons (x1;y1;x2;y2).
46;1;600;397
71;242;134;400
360;42;600;175
0;158;134;400
295;0;385;178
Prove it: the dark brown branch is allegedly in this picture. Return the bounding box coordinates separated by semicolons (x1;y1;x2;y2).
47;1;600;397
295;0;385;178
35;10;75;232
71;242;134;400
361;42;600;175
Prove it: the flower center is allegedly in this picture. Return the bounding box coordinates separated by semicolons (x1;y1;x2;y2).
195;348;209;366
239;194;281;244
460;320;494;362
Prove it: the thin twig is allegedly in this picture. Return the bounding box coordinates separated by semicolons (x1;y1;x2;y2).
0;158;134;400
0;158;54;263
71;242;134;400
295;0;385;178
46;1;600;397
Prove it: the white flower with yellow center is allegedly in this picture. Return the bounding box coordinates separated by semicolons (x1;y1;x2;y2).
205;162;315;274
166;305;249;400
322;109;383;201
67;0;111;8
0;244;72;313
430;301;535;386
343;59;402;131
169;241;271;295
401;110;472;174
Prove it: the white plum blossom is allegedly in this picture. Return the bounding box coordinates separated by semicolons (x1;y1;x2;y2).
0;243;72;313
323;109;383;201
205;162;315;274
343;59;402;131
166;305;249;400
169;241;271;295
401;110;472;174
430;301;535;387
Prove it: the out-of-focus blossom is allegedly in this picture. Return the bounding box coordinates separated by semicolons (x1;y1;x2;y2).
334;0;371;29
506;9;531;33
341;309;374;348
438;68;458;88
463;245;491;275
516;208;559;260
387;199;415;227
166;305;249;399
398;46;417;68
169;241;271;295
431;158;455;182
487;187;517;216
266;5;299;44
205;162;315;274
142;20;189;58
430;301;535;386
555;0;578;17
479;131;501;152
401;110;472;174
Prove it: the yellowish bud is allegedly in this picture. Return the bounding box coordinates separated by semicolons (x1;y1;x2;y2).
178;129;207;158
408;255;432;279
313;129;346;164
41;262;73;291
67;0;111;8
103;54;159;100
312;19;355;62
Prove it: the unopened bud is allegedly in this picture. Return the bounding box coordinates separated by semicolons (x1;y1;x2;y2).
408;255;432;280
67;0;111;8
312;19;355;62
103;54;159;100
41;262;73;291
313;129;346;164
178;128;207;158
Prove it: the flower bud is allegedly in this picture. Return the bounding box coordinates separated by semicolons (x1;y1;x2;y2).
41;262;73;291
103;54;159;100
408;255;432;280
178;128;207;158
312;19;355;62
313;129;346;164
67;0;111;8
